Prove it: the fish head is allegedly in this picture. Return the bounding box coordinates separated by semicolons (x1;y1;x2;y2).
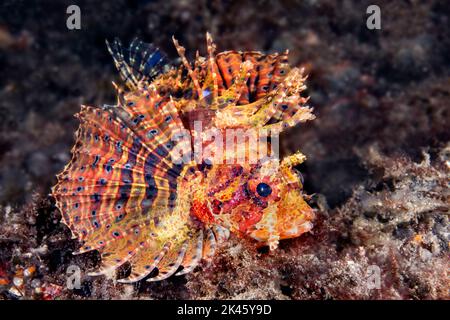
207;154;314;250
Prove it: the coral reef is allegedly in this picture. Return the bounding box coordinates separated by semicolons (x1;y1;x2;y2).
0;0;448;299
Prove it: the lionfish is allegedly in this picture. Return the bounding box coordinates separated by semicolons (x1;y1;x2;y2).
52;33;315;283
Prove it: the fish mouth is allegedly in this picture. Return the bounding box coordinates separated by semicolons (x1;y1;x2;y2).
247;197;315;249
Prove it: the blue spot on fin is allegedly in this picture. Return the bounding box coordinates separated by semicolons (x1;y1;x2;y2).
106;37;168;89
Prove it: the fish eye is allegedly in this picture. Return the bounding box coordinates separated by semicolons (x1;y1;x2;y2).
256;183;272;197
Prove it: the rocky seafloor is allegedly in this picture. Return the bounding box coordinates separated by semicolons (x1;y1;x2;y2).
0;0;448;299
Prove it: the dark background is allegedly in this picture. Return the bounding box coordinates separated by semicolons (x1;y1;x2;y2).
0;0;448;207
0;0;448;299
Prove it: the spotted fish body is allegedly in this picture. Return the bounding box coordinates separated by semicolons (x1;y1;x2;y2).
52;34;315;283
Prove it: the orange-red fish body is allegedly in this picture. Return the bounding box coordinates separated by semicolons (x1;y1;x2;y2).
52;33;315;282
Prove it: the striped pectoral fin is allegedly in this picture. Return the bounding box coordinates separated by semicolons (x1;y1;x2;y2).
52;105;157;237
87;228;148;277
117;242;170;283
146;241;188;282
72;211;150;256
53;99;192;282
109;88;190;182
